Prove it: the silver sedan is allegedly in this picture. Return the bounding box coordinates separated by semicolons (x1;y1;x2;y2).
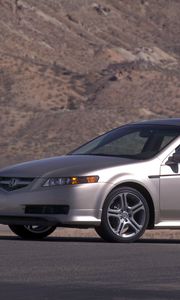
1;118;180;242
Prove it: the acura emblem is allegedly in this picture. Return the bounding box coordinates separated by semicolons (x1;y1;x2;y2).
9;178;18;188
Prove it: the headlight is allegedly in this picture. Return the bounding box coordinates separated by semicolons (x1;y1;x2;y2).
43;176;99;187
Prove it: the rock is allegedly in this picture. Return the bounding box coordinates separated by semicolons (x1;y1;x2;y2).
92;3;110;16
134;47;177;67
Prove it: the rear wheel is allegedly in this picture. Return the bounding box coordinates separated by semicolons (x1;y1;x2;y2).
9;225;56;240
95;187;149;243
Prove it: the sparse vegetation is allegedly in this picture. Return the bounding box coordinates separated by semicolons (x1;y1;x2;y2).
0;0;180;168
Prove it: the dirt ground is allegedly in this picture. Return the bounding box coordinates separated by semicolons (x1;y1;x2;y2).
1;225;180;240
0;0;180;167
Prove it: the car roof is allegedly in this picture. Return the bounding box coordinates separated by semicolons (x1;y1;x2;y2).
132;118;180;127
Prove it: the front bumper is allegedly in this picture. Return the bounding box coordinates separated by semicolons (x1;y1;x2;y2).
0;182;109;226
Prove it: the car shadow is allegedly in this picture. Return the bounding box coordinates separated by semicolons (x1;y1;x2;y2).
1;235;180;244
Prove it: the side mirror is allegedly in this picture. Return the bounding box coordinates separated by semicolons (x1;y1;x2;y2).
166;153;180;165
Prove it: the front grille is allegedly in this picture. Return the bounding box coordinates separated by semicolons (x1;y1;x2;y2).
0;177;35;192
25;205;69;215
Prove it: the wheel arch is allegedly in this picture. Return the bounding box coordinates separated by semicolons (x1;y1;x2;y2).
108;182;155;229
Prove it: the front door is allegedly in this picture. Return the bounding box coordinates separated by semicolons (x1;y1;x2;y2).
160;150;180;220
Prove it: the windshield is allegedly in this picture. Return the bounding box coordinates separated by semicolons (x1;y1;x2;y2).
70;125;179;160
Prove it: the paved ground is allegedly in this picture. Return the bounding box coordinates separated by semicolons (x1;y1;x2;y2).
0;233;180;300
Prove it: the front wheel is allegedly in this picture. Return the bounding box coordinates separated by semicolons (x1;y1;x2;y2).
95;187;149;243
9;225;56;240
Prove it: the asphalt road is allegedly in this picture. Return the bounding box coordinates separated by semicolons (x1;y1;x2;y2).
0;235;180;300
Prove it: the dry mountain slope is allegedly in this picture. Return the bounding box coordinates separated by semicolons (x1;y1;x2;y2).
0;0;180;166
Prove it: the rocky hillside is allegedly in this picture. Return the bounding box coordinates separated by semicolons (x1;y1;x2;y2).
0;0;180;167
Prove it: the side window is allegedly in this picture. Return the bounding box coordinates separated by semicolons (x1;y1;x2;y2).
175;145;180;153
160;135;178;151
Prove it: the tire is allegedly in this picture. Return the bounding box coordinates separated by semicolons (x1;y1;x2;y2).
95;187;149;243
9;224;56;240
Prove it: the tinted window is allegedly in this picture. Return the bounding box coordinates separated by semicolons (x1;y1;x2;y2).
71;125;179;160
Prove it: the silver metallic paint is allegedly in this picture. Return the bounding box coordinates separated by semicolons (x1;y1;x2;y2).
1;122;180;229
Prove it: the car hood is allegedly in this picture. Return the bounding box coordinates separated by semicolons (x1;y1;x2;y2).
0;155;137;178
